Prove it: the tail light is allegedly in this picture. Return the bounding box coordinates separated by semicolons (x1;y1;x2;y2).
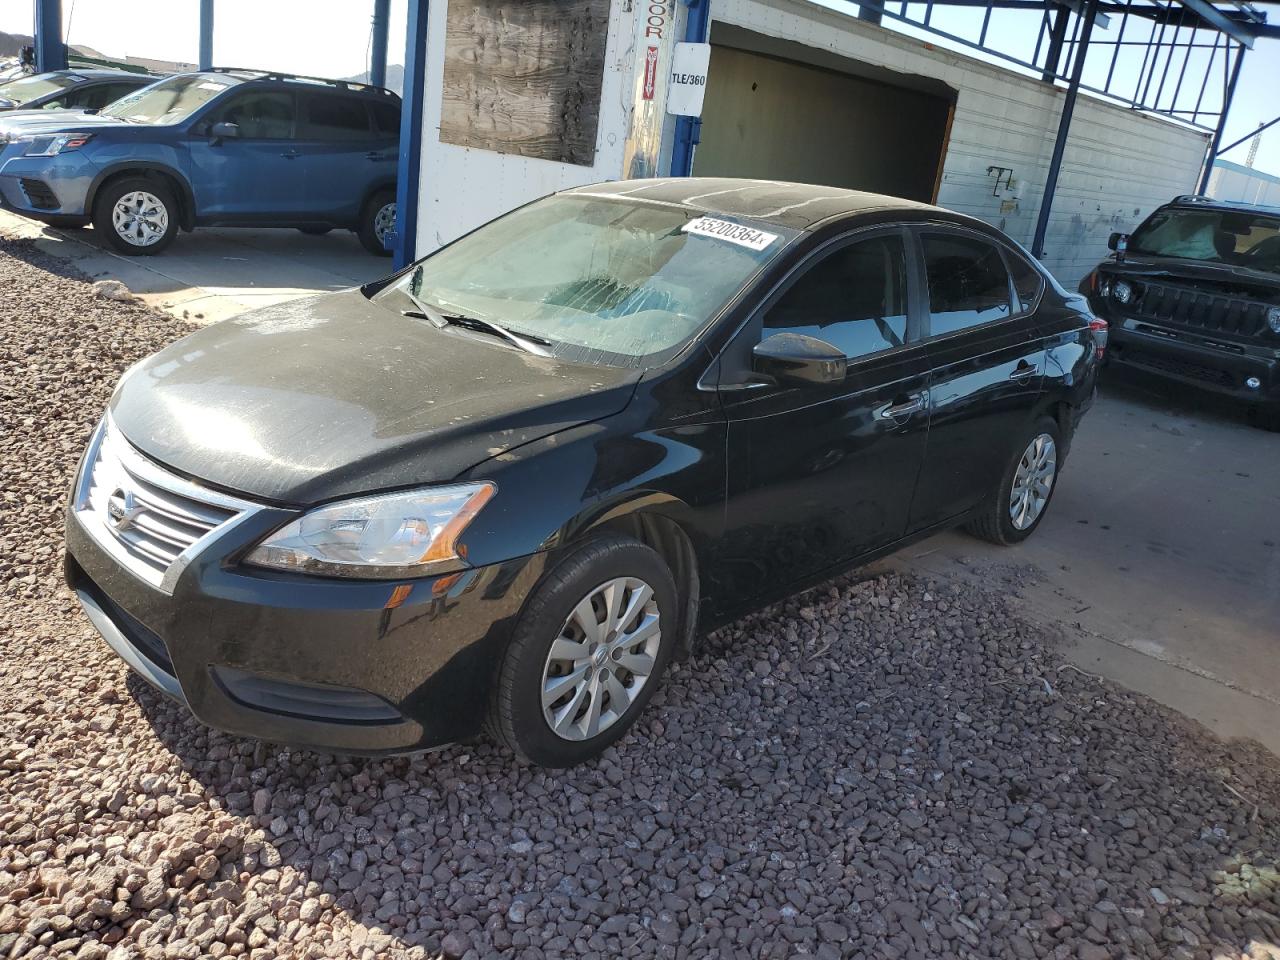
1089;317;1109;358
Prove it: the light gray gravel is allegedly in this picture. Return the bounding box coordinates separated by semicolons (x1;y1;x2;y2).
2;235;1279;960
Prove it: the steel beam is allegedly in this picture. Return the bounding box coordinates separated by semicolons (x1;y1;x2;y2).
670;0;713;177
1032;0;1099;258
199;0;215;71
393;0;430;268
1041;6;1070;80
1176;0;1256;46
1198;45;1246;193
34;0;66;73
371;0;392;88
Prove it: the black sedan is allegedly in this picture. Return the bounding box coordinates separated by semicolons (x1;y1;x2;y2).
65;178;1102;766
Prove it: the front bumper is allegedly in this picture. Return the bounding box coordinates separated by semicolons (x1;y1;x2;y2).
0;149;96;218
65;503;544;756
1107;321;1280;407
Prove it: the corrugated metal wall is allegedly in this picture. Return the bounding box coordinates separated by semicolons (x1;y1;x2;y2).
711;0;1212;286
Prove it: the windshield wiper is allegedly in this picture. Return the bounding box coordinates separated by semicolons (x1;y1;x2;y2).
402;298;551;357
398;267;551;356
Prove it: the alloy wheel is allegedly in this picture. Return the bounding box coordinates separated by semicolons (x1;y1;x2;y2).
540;576;661;742
111;191;168;247
1009;433;1057;530
373;202;396;246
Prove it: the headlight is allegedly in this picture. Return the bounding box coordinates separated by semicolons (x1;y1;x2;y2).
1112;280;1133;305
245;482;496;579
23;132;94;157
1268;306;1280;334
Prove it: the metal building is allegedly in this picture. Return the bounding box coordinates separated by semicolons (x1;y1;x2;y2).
394;0;1272;286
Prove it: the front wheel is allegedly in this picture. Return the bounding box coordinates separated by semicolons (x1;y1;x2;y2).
92;176;178;255
357;189;396;257
965;417;1063;545
487;536;678;767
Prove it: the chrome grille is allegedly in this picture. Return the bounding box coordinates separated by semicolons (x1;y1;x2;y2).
74;417;258;591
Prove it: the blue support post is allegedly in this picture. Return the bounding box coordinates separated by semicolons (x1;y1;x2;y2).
35;0;67;73
199;0;215;71
1031;0;1098;258
1197;46;1245;194
669;0;711;177
371;0;392;88
393;0;430;268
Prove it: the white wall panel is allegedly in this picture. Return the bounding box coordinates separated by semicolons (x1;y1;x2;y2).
413;0;640;254
710;0;1211;286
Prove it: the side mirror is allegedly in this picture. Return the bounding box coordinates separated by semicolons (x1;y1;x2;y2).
210;121;240;143
752;332;847;387
1107;232;1128;252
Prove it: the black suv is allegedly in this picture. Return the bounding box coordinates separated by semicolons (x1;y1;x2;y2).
1083;195;1280;428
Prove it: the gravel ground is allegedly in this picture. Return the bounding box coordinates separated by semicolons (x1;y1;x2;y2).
2;234;1280;960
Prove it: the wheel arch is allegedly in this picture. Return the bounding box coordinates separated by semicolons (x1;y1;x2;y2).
87;164;197;231
567;494;705;661
360;178;398;213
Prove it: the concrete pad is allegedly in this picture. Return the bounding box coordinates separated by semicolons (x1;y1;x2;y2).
0;208;391;324
881;368;1280;755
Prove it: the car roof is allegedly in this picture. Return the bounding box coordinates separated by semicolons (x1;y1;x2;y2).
188;70;399;101
55;69;152;80
1164;194;1280;219
564;178;969;232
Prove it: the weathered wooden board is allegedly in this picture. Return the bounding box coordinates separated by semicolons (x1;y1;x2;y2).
440;0;610;166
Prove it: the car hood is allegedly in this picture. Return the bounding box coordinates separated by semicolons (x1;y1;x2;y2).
0;111;128;141
109;289;642;505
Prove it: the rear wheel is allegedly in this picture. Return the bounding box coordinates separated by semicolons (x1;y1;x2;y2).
965;417;1062;545
92;176;178;255
487;536;678;767
357;189;396;256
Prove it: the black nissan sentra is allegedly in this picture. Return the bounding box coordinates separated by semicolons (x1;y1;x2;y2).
65;178;1102;766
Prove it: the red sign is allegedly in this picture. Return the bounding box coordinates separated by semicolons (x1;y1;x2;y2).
642;46;658;100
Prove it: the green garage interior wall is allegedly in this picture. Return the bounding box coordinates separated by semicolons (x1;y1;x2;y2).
693;44;953;203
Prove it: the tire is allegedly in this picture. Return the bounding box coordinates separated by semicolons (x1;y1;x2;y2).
357;189;396;257
965;417;1063;545
92;176;179;256
297;225;333;236
487;535;679;767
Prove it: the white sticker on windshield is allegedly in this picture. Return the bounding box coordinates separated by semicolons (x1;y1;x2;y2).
681;216;778;251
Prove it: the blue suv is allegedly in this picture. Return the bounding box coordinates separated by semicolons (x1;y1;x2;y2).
0;70;400;256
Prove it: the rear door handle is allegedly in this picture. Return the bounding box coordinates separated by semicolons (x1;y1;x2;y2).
1009;361;1037;381
366;151;388;161
281;150;299;160
880;393;927;420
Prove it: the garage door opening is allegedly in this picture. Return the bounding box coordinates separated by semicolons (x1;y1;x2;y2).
693;25;957;203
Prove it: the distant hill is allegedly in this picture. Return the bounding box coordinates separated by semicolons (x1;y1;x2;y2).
0;30;172;71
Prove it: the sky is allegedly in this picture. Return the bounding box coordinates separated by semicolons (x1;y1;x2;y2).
2;0;1277;175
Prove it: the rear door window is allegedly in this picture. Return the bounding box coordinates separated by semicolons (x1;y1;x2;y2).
921;233;1012;336
209;90;296;139
300;93;371;140
1004;247;1044;313
371;101;400;136
763;234;910;360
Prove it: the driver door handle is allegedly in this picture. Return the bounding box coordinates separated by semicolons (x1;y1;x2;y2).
1009;360;1038;381
880;393;927;420
281;150;300;160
